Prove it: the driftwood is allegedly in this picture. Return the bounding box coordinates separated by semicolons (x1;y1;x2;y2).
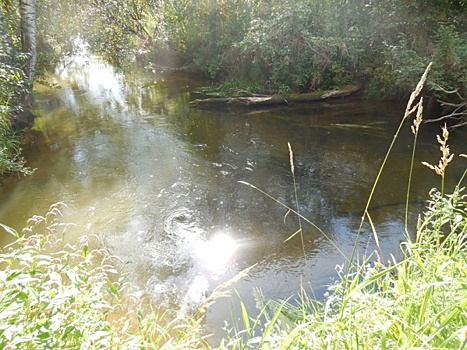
423;86;467;130
189;85;362;109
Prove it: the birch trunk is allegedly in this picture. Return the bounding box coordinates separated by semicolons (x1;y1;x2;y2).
17;0;36;128
20;0;36;82
0;6;13;59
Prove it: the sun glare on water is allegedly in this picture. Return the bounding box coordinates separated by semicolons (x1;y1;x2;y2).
197;233;238;272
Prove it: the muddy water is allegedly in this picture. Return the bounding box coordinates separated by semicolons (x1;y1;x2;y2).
0;57;466;342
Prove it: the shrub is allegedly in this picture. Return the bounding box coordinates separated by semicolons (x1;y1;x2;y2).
0;43;33;178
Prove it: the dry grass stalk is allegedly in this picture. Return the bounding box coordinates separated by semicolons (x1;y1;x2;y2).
422;124;454;177
288;142;295;175
404;62;432;120
411;98;424;135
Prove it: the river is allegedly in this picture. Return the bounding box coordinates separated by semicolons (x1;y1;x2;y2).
0;56;466;343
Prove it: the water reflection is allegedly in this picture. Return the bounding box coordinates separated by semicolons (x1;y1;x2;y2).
0;57;466;343
199;233;239;272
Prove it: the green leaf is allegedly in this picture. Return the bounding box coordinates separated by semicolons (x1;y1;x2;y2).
240;300;251;336
83;245;89;259
6;271;21;281
107;279;119;297
261;301;286;345
0;223;19;238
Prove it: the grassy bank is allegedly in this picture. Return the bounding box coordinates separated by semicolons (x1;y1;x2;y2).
0;203;212;349
221;184;467;349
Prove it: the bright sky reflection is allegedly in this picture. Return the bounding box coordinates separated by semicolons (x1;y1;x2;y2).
197;233;238;272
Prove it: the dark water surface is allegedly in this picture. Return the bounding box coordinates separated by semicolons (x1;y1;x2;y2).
1;57;466;342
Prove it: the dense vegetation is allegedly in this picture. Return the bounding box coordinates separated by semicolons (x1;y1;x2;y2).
0;2;34;179
56;1;466;98
6;1;467;101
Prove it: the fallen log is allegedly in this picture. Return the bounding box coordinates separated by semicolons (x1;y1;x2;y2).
189;85;362;109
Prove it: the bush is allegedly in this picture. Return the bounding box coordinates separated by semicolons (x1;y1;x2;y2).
0;43;33;178
152;0;466;99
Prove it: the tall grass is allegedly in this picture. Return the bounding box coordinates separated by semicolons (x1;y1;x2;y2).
231;65;467;349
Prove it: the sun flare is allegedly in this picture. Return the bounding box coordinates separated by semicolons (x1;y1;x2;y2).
197;233;238;272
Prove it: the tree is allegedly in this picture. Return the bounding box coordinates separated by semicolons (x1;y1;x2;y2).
16;0;36;129
20;0;36;82
0;6;13;59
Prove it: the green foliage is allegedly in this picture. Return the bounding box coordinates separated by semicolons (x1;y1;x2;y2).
0;203;209;349
13;0;463;100
161;0;260;78
25;0;466;100
0;41;33;178
235;1;355;92
150;0;466;99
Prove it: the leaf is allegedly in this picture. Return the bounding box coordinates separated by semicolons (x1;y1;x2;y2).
0;223;19;238
260;301;286;345
61;326;75;340
89;331;109;342
24;284;40;303
107;279;119;297
6;271;21;281
83;245;89;259
240;300;251;336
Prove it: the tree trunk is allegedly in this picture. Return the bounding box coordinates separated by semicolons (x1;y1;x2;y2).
20;0;36;82
17;0;36;128
0;6;13;59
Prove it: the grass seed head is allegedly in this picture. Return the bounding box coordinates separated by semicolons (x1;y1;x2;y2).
422;124;453;176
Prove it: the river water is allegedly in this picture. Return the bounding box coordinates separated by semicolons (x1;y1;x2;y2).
0;57;466;342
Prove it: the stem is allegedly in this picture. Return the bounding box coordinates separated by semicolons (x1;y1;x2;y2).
288;143;307;261
405;136;417;237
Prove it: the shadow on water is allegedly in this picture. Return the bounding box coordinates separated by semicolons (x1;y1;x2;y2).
0;56;466;344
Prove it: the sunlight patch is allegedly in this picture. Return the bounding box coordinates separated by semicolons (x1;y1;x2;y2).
197;233;238;272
